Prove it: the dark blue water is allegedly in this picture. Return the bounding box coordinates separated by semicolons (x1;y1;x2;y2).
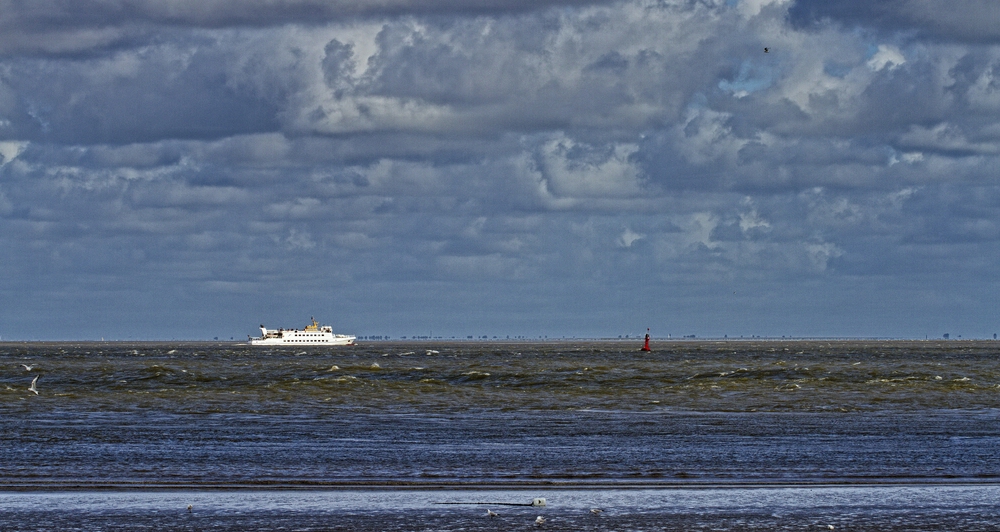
4;410;1000;487
2;340;1000;529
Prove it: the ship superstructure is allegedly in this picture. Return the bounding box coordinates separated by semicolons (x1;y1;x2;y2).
250;318;356;346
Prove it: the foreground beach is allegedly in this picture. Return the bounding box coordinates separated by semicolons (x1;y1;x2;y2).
3;486;1000;530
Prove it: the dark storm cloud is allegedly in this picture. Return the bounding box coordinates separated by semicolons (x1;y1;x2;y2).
0;0;607;56
1;37;281;143
789;0;1000;43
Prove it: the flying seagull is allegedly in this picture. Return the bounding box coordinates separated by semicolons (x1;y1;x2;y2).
21;364;35;371
28;376;38;395
764;47;769;53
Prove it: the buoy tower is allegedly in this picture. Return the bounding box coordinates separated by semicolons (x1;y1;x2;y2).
641;328;651;351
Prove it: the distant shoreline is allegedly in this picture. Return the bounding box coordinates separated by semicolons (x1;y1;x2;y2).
0;337;994;345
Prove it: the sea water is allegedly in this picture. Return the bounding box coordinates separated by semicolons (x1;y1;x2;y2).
2;340;999;530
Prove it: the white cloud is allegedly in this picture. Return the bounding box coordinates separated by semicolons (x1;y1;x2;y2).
537;136;644;199
736;0;793;19
673;106;745;167
0;141;27;165
967;64;1000;111
739;209;770;233
283;228;317;250
806;241;843;272
684;212;719;249
867;44;906;72
618;227;644;248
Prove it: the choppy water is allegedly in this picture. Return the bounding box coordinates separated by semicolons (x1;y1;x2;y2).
3;340;1000;530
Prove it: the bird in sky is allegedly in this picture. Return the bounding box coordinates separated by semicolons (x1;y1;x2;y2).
28;376;38;395
764;47;770;53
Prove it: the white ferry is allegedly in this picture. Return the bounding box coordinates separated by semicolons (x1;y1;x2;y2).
250;318;356;346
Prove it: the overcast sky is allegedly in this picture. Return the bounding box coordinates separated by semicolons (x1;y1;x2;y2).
2;0;999;340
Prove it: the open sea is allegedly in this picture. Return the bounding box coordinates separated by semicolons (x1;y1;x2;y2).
2;340;1000;530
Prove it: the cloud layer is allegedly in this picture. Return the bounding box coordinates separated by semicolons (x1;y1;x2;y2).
1;0;998;339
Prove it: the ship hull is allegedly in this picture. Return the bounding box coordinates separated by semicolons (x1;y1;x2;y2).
250;336;355;346
250;319;356;346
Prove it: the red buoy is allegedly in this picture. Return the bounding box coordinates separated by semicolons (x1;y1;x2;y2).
641;328;651;351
